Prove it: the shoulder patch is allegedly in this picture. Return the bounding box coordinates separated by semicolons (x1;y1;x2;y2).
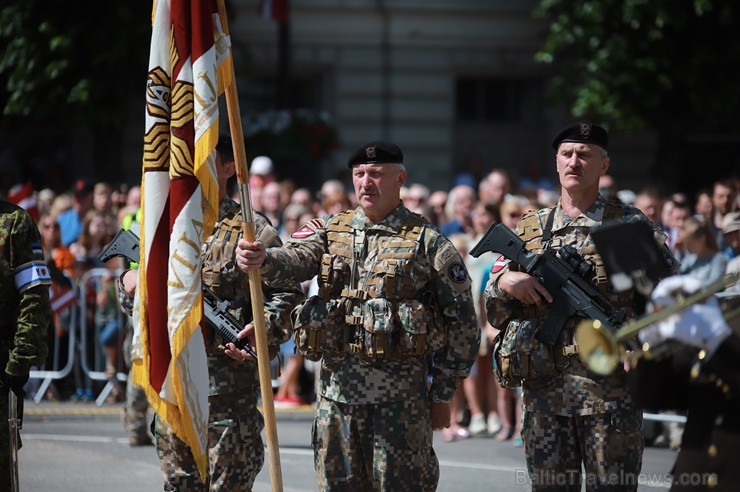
448;261;468;284
291;218;324;239
291;225;315;239
490;254;508;274
434;241;459;271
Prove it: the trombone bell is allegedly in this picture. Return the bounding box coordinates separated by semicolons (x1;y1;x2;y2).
575;319;621;376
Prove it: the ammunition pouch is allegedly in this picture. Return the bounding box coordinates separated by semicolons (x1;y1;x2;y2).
363;298;395;358
292;296;346;361
319;254;350;298
361;298;428;360
493;319;562;389
294;293;438;361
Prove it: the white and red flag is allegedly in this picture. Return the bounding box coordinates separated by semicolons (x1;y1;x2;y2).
49;282;76;314
132;0;231;479
8;181;39;222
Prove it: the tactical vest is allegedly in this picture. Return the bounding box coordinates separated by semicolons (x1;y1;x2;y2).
491;200;636;388
293;210;444;361
515;199;635;322
201;211;250;350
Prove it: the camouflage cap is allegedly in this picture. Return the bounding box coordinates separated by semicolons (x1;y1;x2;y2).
347;141;404;168
552;122;609;151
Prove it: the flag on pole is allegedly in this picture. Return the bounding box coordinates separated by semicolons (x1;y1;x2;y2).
132;0;232;479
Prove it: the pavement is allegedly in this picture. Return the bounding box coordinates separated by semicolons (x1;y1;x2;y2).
22;397;679;491
24;396;316;421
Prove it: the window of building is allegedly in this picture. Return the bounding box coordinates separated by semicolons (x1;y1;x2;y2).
456;77;542;123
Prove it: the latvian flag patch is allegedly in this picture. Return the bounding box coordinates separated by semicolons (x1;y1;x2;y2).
291;218;324;239
490;255;508;274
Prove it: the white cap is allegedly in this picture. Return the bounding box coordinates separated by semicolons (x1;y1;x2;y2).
250;156;274;175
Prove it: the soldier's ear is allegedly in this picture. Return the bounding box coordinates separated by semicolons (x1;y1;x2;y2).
398;168;408;187
224;161;236;179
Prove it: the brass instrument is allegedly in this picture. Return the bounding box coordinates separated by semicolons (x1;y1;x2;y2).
575;273;740;375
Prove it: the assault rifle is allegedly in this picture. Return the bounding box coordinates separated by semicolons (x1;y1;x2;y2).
99;228;257;358
470;222;626;345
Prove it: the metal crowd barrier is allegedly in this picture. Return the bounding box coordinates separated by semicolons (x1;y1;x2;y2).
29;272;78;404
77;268;128;406
29;268;128;407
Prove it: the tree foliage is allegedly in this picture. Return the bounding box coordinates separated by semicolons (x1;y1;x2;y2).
0;1;152;129
534;0;740;135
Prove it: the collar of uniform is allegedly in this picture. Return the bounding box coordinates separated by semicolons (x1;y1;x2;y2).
218;197;240;219
551;194;607;231
349;201;408;232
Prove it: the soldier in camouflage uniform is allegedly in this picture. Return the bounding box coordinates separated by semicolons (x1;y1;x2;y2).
232;141;480;492
121;314;152;446
484;122;678;492
118;141;303;491
0;198;52;490
116;207;154;446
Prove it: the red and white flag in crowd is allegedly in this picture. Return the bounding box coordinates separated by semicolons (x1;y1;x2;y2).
49;283;76;314
132;0;231;479
258;0;288;22
8;181;39;222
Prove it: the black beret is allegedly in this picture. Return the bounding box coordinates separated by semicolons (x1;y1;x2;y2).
551;122;609;151
216;134;234;161
347;141;404;168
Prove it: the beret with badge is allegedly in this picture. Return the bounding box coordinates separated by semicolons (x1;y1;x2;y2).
347;140;404;168
552;121;609;151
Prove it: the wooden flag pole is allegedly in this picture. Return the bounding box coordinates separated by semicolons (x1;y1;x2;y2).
216;2;283;490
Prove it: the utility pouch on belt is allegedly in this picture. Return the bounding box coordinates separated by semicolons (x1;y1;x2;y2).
492;319;558;389
293;296;345;361
361;299;429;360
319;254;349;298
363;298;394;359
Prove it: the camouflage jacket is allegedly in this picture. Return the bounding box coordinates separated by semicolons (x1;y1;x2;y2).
201;198;304;395
0;200;51;378
119;198;303;396
261;203;479;404
484;195;678;416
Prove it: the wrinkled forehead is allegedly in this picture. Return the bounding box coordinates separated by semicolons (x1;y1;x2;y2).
352;163;399;173
558;141;603;153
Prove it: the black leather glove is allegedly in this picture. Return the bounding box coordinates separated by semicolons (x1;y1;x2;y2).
2;372;28;398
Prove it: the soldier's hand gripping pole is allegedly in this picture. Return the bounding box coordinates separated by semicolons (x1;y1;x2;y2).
216;2;283;490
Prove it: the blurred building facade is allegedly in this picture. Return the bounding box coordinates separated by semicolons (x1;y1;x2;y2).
228;0;656;192
0;0;665;196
